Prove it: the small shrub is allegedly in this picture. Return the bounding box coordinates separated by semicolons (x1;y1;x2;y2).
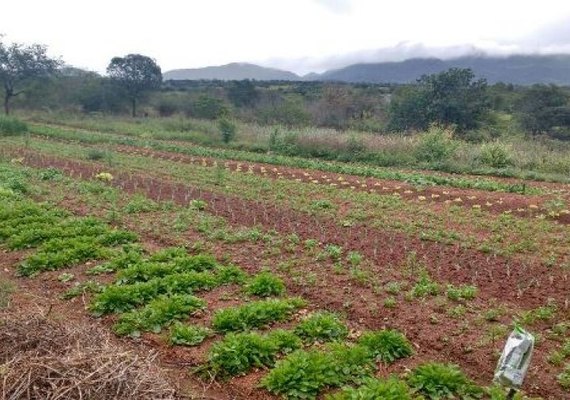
86;148;107;161
407;362;483;399
479;142;513;169
169;323;211;346
294;312;349;343
245;271;286;297
327;376;412;400
218;118;237;143
414;126;458;164
0;116;28;136
357;330;414;364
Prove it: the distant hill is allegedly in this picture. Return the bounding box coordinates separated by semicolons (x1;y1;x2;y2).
314;55;570;85
164;62;300;81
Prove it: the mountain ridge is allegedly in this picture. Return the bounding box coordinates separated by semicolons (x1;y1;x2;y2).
163;55;570;85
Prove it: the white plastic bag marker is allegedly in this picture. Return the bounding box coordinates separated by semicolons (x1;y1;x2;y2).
494;326;535;390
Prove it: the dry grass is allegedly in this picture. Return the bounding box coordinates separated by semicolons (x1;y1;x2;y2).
0;311;178;400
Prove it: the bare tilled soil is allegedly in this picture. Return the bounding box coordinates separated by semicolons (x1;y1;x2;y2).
2;148;569;399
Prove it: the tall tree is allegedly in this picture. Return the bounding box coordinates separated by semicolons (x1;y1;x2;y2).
389;68;490;133
107;54;162;117
516;84;570;136
0;38;61;114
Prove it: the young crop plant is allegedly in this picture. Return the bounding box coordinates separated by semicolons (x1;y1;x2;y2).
261;343;374;400
207;329;302;376
294;311;349;343
245;271;286;297
169;323;212;346
325;244;343;261
559;363;570;390
327;376;412;400
357;330;414;364
446;284;478;301
113;294;206;337
407;362;483;399
411;271;440;298
212;298;306;332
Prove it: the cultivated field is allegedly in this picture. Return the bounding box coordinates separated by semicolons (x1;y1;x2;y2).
1;121;569;399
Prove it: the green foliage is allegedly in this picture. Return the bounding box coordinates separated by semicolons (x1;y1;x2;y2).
0;116;28;135
207;330;302;376
123;194;159;213
218;118;237;143
479;142;513;168
407;362;483;399
327;376;412;400
414;126;458;164
61;280;104;300
516;84;570;136
411;272;440;298
86;148;108;161
245;271;286;297
357;330;414;363
191;95;228;119
261;343;374;399
112;294;206;337
446;284;478;301
211;297;306;332
169;323;211;346
389;68;490;132
558;363;570;390
294;312;349;343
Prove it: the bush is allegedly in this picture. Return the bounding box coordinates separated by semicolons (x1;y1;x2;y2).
479;142;513;168
415;126;458;164
294;312;349;343
407;362;483;399
218;118;237;143
0;116;28;136
211;298;306;332
327;376;412;400
357;330;414;363
245;271;286;297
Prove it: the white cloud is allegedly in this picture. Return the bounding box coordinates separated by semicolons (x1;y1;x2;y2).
1;0;570;74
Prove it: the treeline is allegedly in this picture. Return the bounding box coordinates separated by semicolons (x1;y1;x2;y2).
9;67;570;141
2;38;570;141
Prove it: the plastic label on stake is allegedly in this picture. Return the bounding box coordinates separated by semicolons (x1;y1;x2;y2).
494;327;535;390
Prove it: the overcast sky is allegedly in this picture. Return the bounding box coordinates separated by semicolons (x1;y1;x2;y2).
2;0;570;75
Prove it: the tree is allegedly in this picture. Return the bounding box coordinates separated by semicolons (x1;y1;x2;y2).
228;80;259;107
107;54;162;117
516;84;570;136
388;68;490;133
0;38;61;114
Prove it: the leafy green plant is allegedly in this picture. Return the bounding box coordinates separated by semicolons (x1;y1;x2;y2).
245;271;286;297
411;272;440;298
357;330;413;363
294;311;349;343
479;142;513;169
325;244;343;261
407;362;483;399
446;284;478;301
558;363;570;390
212;298;306;332
112;294;206;337
123;194;159;213
169;323;211;346
414;126;458;164
0;116;28;136
207;329;301;376
261;343;374;399
61;280;104;300
327;376;412;400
